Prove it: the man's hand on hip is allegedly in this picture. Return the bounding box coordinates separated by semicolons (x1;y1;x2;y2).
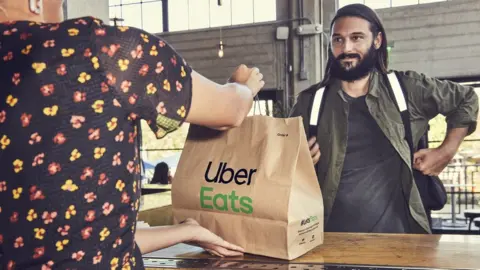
413;148;455;176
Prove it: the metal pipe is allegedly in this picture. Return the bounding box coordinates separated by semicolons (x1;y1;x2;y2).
298;0;305;80
320;0;324;80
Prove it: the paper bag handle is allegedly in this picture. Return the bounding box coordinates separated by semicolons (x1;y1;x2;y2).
253;96;263;116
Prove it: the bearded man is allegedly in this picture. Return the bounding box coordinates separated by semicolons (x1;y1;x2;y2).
290;4;478;234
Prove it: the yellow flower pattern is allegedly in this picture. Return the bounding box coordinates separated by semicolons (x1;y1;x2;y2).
61;48;75;57
0;16;191;268
27;209;38;222
1;135;11;149
92;56;100;69
21;44;33;55
43;105;59;116
6;95;18;107
34;228;46;240
78;72;91;83
12;187;22;199
118;59;129;71
146;83;157;95
150;45;158;56
61;179;79;192
32;62;46;73
68;28;79;36
94;147;107;159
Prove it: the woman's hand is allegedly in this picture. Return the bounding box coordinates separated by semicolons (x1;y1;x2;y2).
228;64;264;97
228;64;251;84
181;218;245;257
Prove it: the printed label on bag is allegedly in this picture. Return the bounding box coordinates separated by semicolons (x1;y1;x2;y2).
199;161;256;214
297;215;320;246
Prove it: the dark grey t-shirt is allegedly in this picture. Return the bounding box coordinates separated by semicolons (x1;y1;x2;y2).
325;94;417;233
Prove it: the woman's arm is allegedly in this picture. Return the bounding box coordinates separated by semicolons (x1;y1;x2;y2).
187;67;263;129
134;224;191;254
93;21;264;138
135;219;244;257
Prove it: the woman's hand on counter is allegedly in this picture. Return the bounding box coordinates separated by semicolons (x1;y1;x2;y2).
181;218;245;257
135;218;244;257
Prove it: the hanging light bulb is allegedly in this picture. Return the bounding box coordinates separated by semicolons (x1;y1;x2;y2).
218;41;224;58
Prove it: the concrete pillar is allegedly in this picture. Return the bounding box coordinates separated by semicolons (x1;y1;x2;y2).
289;0;326;99
289;0;338;97
64;0;109;23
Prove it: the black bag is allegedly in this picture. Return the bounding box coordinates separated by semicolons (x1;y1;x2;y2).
386;71;447;211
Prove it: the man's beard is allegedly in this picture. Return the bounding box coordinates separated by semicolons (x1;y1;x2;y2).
330;44;377;82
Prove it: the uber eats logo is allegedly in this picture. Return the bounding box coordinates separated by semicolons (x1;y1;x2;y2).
200;162;256;214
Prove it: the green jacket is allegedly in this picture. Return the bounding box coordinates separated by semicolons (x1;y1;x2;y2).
290;70;478;233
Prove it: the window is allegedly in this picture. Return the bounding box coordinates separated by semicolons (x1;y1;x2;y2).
109;0;164;33
168;0;276;32
338;0;448;9
110;0;276;33
364;0;390;9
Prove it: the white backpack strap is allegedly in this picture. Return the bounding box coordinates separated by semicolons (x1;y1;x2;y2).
309;86;326;126
387;72;407;112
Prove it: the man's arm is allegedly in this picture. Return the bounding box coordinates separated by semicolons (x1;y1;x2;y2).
414;127;468;175
403;70;478;134
401;71;479;175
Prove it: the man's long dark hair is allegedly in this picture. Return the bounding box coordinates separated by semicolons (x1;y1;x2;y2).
316;4;389;89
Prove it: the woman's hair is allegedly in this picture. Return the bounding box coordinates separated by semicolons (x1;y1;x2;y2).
151;162;170;185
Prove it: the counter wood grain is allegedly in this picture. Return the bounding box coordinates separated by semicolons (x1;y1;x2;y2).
144;232;480;269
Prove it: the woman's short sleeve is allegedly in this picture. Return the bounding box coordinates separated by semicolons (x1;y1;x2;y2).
92;20;193;138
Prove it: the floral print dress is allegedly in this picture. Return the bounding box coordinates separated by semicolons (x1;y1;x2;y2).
0;16;192;269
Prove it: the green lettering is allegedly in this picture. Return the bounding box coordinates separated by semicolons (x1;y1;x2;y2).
229;190;240;213
213;193;228;211
201;187;253;214
200;186;213;210
240;196;253;214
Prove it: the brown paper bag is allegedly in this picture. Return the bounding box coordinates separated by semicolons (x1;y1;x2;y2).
171;115;324;260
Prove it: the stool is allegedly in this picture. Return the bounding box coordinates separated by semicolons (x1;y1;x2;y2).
464;209;480;231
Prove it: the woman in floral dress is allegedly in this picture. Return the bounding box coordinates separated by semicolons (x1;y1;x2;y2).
0;0;265;269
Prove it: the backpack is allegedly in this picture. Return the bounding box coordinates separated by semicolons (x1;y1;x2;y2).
307;71;447;212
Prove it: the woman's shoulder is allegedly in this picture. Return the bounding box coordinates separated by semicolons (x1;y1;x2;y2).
59;16;107;31
0;16;108;40
0;15;102;28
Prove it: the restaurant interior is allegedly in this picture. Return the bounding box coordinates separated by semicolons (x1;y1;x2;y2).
27;0;480;269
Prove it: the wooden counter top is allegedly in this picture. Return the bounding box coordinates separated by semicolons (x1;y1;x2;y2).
143;232;480;269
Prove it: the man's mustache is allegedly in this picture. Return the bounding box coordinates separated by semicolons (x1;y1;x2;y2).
337;53;361;60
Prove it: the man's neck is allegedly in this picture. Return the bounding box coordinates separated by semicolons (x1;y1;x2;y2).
340;74;372;98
